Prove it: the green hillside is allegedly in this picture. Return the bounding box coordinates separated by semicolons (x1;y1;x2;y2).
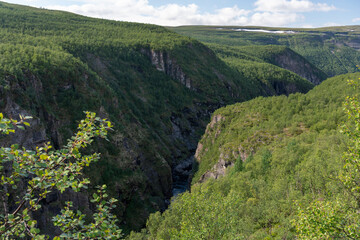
171;25;360;77
130;72;360;239
209;44;325;94
0;1;324;234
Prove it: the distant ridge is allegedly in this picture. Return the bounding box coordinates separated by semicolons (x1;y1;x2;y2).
171;25;360;76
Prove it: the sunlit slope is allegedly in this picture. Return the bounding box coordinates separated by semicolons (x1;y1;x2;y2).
131;72;360;239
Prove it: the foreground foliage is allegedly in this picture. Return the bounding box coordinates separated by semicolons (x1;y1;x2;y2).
0;112;123;239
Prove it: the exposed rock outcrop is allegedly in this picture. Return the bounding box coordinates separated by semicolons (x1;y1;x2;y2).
142;49;192;89
169;103;224;195
195;114;235;182
2;85;47;148
346;38;360;50
273;48;327;85
199;158;234;183
0;92;94;237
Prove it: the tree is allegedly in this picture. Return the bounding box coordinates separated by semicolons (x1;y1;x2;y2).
234;155;244;172
0;112;123;239
293;79;360;239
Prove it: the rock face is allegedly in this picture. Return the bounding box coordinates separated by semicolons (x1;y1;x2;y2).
347;39;360;50
1;76;47;148
199;158;234;183
172;156;194;196
169;104;224;195
195;114;236;183
273;48;327;85
142;48;192;89
0;76;98;235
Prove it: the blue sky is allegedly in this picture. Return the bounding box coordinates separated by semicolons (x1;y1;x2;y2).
3;0;360;28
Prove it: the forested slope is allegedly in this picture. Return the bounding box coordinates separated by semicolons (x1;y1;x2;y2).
172;25;360;77
0;1;322;234
208;44;326;96
130;72;360;239
209;44;327;84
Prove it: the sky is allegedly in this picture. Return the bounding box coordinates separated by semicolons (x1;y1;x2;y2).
3;0;360;28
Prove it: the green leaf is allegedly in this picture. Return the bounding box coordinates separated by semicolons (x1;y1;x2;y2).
17;125;25;130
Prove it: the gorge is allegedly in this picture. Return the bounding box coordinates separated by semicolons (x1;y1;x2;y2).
1;1;360;238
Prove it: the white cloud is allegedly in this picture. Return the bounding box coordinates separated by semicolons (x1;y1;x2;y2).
352;18;360;23
4;0;338;27
46;1;251;26
254;0;336;13
45;0;303;27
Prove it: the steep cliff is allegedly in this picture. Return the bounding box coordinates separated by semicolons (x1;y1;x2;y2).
142;49;192;89
270;47;327;85
208;44;327;86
